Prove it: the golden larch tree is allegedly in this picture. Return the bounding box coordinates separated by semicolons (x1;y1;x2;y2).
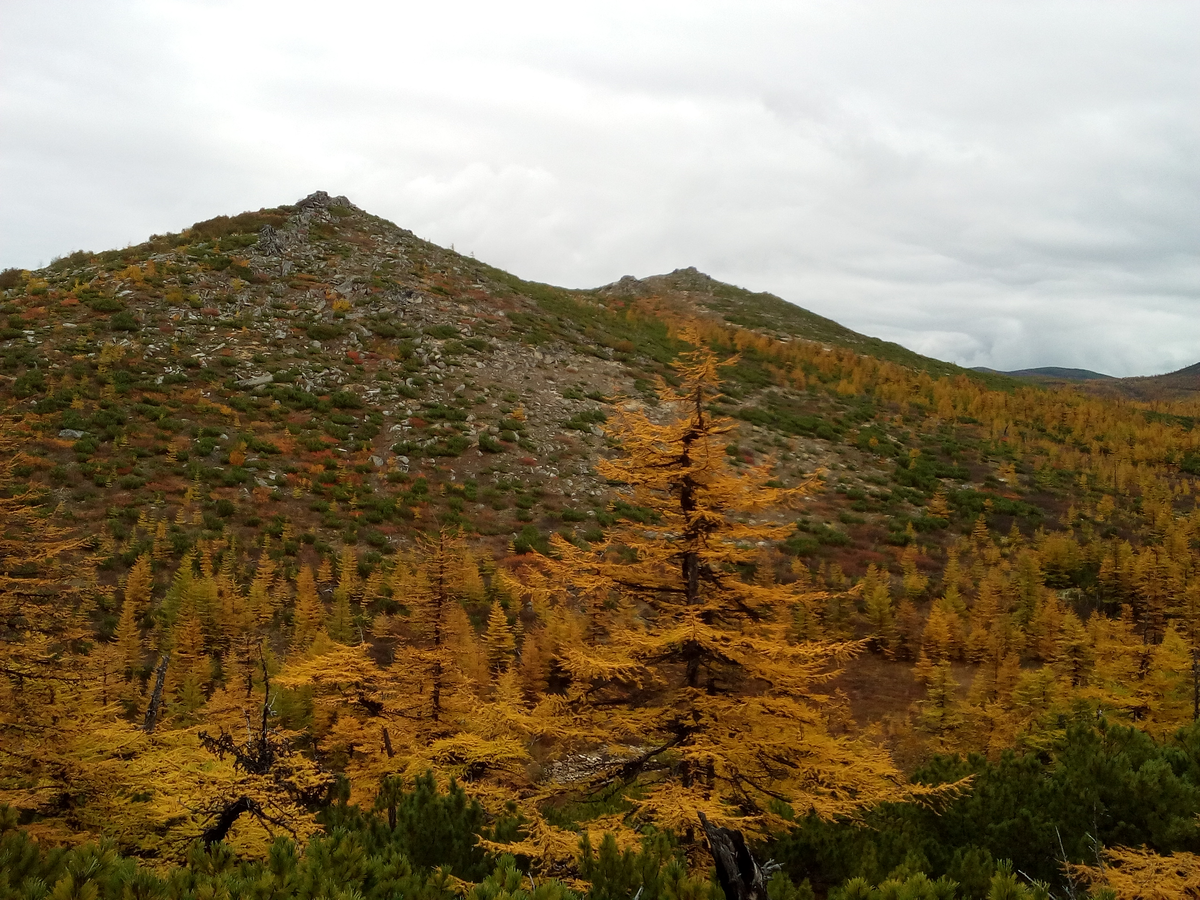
536;342;938;841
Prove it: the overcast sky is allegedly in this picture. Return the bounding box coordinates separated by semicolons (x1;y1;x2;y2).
3;1;1198;376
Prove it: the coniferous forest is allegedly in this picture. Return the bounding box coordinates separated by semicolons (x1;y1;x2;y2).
4;194;1200;898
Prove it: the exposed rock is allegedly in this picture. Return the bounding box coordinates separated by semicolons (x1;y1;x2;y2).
257;225;284;257
297;190;331;210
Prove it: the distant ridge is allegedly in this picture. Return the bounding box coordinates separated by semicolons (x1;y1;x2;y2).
971;361;1200;401
603;267;973;380
971;366;1114;382
1114;361;1200;398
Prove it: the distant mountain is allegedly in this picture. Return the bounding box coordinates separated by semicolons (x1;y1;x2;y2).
975;360;1200;401
972;366;1114;382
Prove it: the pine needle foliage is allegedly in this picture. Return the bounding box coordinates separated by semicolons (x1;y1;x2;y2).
536;343;934;839
1072;846;1200;900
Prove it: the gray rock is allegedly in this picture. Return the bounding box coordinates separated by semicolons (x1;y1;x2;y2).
257;225;284;257
58;429;87;439
297;190;331;209
238;374;274;388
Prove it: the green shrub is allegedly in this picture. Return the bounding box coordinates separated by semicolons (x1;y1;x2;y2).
110;311;140;332
512;524;550;555
86;295;124;313
433;435;471;456
424;324;459;339
563;408;608;431
306;322;344;341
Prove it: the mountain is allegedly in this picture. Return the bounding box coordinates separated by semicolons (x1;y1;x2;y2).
1099;360;1200;401
601;267;973;378
0;190;1010;562
976;363;1200;400
974;365;1115;382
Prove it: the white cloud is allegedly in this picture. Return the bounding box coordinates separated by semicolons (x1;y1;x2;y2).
1;0;1198;376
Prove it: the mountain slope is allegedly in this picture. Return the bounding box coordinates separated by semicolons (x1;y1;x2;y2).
3;190;1024;561
598;267;971;377
0;193;871;557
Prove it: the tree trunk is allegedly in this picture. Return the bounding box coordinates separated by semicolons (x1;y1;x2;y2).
201;796;257;846
142;654;169;733
699;812;770;900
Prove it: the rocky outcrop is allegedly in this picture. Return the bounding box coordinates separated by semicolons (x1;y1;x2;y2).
256;225;284;257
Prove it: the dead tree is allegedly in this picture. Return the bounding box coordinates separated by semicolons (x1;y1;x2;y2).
142;654;169;734
197;647;331;845
699;812;772;900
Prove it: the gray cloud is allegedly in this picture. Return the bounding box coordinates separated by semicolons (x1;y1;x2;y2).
2;0;1197;376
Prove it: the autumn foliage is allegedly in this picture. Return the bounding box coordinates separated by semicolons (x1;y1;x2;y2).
7;316;1200;896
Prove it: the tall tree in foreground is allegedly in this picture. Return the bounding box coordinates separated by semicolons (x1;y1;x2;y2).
538;341;938;843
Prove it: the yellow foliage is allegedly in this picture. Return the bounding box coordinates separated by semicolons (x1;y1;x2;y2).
1073;846;1200;899
528;343;946;844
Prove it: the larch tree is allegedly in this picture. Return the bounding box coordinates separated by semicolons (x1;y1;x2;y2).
861;565;898;655
485;601;517;676
328;546;358;644
1073;846;1200;900
292;564;325;649
123;552;154;620
0;425;94;836
113;591;144;680
276;531;531;815
170;587;210;717
535;342;939;843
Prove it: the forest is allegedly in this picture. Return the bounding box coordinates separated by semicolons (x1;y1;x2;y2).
4;197;1200;899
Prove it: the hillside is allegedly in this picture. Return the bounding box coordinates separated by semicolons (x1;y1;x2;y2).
5;191;1200;897
1095;359;1200;401
602;267;977;379
0;190;1011;565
